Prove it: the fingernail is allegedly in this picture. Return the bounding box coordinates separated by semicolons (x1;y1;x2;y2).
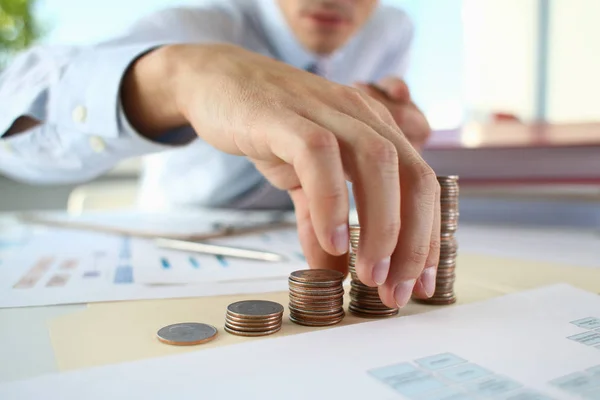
372;257;391;285
394;279;417;308
420;266;437;297
332;224;349;255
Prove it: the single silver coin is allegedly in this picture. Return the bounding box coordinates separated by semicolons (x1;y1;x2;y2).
227;300;284;318
156;322;218;346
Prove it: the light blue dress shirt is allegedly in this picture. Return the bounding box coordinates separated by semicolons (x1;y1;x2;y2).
0;0;414;210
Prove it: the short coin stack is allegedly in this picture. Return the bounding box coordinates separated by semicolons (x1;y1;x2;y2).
348;225;399;318
417;175;459;305
288;269;345;326
156;322;218;346
225;300;284;336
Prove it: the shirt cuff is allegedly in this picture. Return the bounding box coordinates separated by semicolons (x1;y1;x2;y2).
117;98;196;146
47;42;166;139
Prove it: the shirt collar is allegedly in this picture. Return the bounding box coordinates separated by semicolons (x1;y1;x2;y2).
256;0;321;70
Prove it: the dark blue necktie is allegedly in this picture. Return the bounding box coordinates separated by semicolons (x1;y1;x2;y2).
306;62;322;76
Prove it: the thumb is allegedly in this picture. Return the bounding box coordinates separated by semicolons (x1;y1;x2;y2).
289;188;349;276
378;77;410;102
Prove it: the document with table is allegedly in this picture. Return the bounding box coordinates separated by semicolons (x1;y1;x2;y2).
1;284;599;399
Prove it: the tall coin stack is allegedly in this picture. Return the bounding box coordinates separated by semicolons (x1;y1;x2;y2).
225;300;284;337
348;225;399;318
416;175;459;305
288;269;345;326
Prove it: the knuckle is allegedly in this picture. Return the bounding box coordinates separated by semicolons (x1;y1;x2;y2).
363;137;398;166
340;87;369;107
300;129;338;153
380;221;401;242
429;238;441;255
412;161;436;181
417;195;436;214
409;162;439;196
318;184;346;204
373;100;393;119
408;245;430;266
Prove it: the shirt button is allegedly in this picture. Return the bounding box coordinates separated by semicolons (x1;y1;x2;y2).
89;136;106;153
72;106;87;123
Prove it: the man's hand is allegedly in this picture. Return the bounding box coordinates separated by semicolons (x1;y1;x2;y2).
355;78;431;152
122;44;440;308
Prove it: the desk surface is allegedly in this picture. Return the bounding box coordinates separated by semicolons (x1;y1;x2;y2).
1;221;599;384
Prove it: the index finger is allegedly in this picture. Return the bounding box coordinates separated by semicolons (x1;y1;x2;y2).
337;92;439;309
308;106;402;288
289;188;349;276
379;155;438;308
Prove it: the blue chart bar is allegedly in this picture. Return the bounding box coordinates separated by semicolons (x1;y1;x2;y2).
161;258;170;269
216;255;228;267
189;257;199;268
114;266;133;284
120;237;131;259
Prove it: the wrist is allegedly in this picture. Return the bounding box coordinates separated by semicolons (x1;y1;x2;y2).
165;43;239;122
121;45;188;140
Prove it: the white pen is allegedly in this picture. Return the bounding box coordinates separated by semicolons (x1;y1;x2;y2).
153;238;287;262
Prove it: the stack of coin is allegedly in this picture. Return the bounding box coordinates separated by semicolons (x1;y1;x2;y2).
225;300;284;336
417;175;459;305
288;269;345;326
348;225;399;318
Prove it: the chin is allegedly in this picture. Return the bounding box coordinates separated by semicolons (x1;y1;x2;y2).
303;34;348;55
309;43;340;55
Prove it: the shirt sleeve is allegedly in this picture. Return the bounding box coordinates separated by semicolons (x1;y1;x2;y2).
373;8;415;81
0;5;243;185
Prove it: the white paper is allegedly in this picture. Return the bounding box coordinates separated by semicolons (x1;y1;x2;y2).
0;305;83;383
132;228;305;284
2;284;600;399
0;225;297;308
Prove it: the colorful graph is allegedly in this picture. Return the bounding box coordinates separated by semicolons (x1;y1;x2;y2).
120;237;131;259
13;257;54;289
46;273;70;287
83;251;106;279
114;265;133;284
216;255;228;267
60;259;79;270
153;255;231;271
113;237;134;284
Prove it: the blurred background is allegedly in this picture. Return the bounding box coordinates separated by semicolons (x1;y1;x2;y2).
1;0;599;226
